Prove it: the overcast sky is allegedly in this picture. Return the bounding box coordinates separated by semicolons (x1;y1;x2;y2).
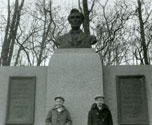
0;0;114;12
0;0;81;18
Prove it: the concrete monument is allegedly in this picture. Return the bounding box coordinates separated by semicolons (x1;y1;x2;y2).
46;9;103;125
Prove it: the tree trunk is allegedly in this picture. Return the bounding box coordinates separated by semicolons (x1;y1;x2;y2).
137;0;149;65
0;0;11;66
8;0;25;65
0;0;25;66
82;0;90;34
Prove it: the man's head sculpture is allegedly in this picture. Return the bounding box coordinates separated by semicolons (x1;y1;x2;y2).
55;8;97;48
68;9;84;29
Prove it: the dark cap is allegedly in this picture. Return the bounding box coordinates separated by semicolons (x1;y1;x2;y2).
54;96;65;102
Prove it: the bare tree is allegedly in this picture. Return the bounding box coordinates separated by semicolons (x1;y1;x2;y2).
1;0;151;66
36;0;54;66
96;0;134;65
0;0;25;66
23;0;67;66
12;0;67;66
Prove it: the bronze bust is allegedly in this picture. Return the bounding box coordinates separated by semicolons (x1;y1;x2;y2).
55;9;97;48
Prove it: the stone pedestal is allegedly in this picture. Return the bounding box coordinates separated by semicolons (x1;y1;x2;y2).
46;48;103;125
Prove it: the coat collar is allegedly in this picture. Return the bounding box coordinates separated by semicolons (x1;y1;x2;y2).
52;105;67;112
91;103;109;111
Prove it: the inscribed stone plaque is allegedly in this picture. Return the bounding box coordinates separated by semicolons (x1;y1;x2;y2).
116;76;149;125
6;77;36;125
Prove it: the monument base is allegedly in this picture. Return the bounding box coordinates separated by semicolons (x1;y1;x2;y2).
46;48;103;125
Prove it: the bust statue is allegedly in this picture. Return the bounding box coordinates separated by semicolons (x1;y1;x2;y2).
55;9;97;48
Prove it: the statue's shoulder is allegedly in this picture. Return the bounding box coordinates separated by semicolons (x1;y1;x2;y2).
56;35;63;41
57;32;70;40
55;32;71;47
86;34;97;45
55;35;64;46
86;34;96;39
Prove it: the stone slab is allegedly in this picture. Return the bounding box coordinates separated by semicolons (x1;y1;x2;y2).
116;76;148;124
0;67;47;125
6;77;36;125
103;66;152;125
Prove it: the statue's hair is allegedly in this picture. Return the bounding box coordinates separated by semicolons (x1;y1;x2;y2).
68;8;84;22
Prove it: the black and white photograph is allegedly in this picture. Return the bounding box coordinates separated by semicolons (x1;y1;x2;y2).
0;0;151;125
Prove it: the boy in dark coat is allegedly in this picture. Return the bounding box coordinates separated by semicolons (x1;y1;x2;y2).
88;95;113;125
